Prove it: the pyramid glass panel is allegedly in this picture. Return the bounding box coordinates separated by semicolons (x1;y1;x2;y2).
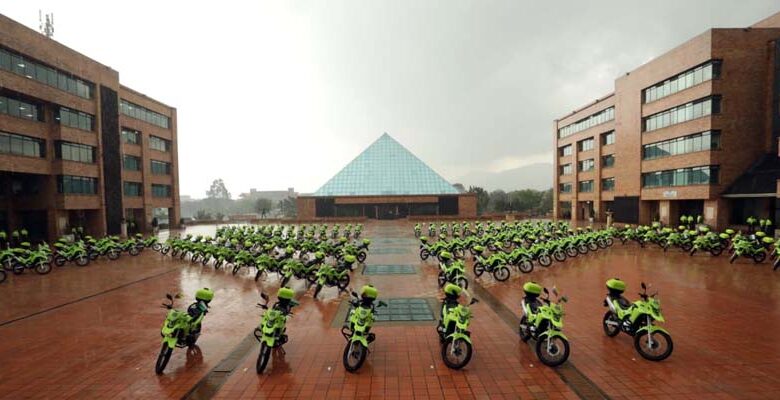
313;133;459;196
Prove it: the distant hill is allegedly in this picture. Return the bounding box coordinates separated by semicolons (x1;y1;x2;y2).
455;162;553;191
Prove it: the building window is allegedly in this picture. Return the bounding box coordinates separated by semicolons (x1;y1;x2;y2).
578;159;595;172
602;177;615;191
602;154;615;168
57;175;98;195
559;145;573;157
578;138;595;152
150;160;171;175
643;60;722;103
578;180;594;193
56;107;94;131
0;47;93;99
559;182;572;193
149;135;171;152
152;184;172;198
0;94;43;121
56;141;95;163
558;107;615;138
643;96;721;132
123;155;142;171
642;165;719;188
123;181;143;197
560;164;573;175
602;131;615;146
643;130;721;160
120;99;170;129
0;131;45;158
122;128;140;145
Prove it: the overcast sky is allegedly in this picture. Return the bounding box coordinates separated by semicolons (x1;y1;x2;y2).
3;1;779;197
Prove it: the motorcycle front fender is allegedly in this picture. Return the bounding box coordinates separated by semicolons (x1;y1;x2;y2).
636;324;669;335
446;331;472;344
538;329;568;341
349;332;370;347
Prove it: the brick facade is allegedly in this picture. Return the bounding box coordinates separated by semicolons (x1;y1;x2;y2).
553;12;780;230
0;14;179;241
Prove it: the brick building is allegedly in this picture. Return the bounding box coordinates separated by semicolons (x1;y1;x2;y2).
553;11;780;229
0;14;179;241
297;133;476;220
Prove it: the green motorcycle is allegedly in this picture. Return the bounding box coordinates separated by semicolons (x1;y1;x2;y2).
312;255;354;298
12;243;52;275
518;282;570;367
342;285;387;372
53;241;90;267
437;283;478;369
255;287;298;373
602;279;673;361
156;288;214;374
437;253;468;289
729;233;772;264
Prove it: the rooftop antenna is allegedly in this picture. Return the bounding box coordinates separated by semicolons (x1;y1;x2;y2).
39;10;54;38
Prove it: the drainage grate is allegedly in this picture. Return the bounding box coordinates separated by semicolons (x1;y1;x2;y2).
372;248;408;255
363;265;416;275
373;298;434;322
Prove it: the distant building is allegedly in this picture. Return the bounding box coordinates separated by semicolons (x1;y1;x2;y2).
180;195;193;202
297;133;476;219
553;11;780;229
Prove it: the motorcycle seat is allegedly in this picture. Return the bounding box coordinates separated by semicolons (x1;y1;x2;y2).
608;294;631;309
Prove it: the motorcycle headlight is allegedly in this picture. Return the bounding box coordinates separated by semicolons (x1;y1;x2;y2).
265;320;274;328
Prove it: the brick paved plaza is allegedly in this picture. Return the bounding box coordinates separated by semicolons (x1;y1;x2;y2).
1;221;779;400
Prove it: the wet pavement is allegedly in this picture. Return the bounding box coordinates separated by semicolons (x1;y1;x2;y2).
1;221;779;399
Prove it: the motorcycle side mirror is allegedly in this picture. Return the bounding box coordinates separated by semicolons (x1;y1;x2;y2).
165;294;173;301
641;282;647;290
378;301;388;307
351;291;359;298
257;303;268;309
552;287;559;296
560;296;568;303
470;298;479;305
260;293;269;301
543;287;550;295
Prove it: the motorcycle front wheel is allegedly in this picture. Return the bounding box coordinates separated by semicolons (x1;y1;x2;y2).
538;255;552;267
155;343;174;374
536;336;570;367
753;252;767;264
76;256;89;267
35;262;52;275
518;260;534;274
553;251;566;262
441;337;472;370
107;250;120;261
710;245;723;257
493;267;510;282
343;341;368;373
256;343;272;374
634;330;673;361
473;262;485;277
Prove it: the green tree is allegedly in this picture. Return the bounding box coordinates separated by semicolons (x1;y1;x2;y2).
194;209;212;220
508;189;542;212
206;178;231;199
537;188;553;214
468;186;490;215
255;198;273;217
488;190;509;212
279;197;297;218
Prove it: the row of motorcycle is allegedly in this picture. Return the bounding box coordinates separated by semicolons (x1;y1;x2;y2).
617;218;780;269
418;221;615;285
0;230;160;283
155;224;376;374
160;225;371;296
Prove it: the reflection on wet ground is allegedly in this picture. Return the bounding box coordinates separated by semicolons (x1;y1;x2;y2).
1;221;779;399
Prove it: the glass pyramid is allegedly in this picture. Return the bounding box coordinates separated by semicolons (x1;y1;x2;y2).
313;133;459;196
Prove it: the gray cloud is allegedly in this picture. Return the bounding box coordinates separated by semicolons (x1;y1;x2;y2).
3;1;778;195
